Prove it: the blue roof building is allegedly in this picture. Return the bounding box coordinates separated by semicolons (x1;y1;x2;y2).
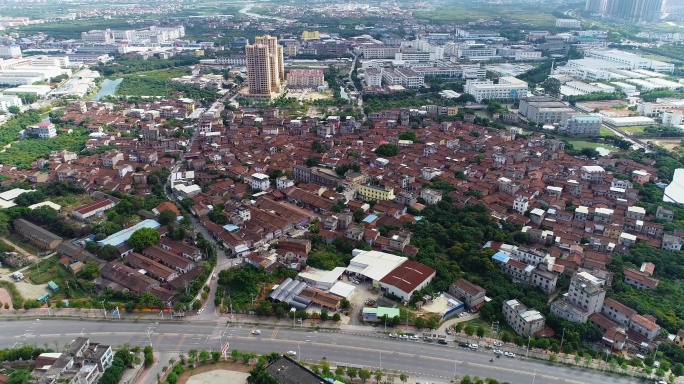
97;219;161;247
492;251;510;264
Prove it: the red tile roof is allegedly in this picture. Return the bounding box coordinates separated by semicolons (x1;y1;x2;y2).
380;260;435;295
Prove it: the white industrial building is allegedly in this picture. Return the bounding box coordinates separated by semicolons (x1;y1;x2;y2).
0;66;70;86
561;114;602;137
464;77;528;102
0;45;21;58
556;19;582;28
0;94;22;111
3;85;52;97
603;116;655;127
346;250;436;301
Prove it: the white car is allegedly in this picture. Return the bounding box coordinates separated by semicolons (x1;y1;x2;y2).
252;330;261;335
286;351;297;356
504;352;516;358
399;334;408;340
653;361;660;368
493;350;503;355
389;333;398;338
469;344;478;350
409;335;419;340
196;308;204;315
493;341;503;347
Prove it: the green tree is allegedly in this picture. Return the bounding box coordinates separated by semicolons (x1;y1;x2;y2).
414;317;425;330
454;322;464;333
332;313;341;322
464;324;475;337
128;227;160;251
542;77;561;95
77;261;100;280
199;350;210;363
346;367;358;380
476;326;485;338
375;144;399;157
275;306;285;319
358;368;371;383
501;332;511;344
374;370;383;383
320;308;329;321
674;363;684;376
399;372;409;383
398;131;417;142
353;208;365;223
158;209;178;225
143;345;154;367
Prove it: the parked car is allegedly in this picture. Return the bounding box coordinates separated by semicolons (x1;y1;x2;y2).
469;344;478;350
196;308;204;315
493;341;503;347
438;339;448;345
493;350;503;355
389;333;398;338
504;352;516;358
446;328;452;335
409;335;419;340
252;329;261;335
286;351;297;356
399;334;409;340
458;342;470;348
654;361;660;368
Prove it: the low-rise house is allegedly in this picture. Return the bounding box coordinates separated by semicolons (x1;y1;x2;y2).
502;299;545;337
624;268;659;290
449;278;486;308
13;219;62;250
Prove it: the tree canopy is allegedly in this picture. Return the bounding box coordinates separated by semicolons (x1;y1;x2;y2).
127;227;160;251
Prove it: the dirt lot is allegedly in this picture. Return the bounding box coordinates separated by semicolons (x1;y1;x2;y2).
0;288;14;309
177;362;251;384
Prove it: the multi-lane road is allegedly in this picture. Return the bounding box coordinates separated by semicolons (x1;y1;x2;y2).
0;319;649;384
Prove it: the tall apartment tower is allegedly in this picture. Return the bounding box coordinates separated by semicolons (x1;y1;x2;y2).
586;0;663;22
245;35;284;99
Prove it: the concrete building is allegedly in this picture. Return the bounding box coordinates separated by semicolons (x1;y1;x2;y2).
464;77;528;102
586;0;664;22
364;68;382;88
556;19;582;28
358;184;395;201
13;218;63;250
361;45;400;59
395;68;424;89
26;122;57;139
246;35;284;99
250;172;271;191
550;271;606;323
502;299;546;337
449;278;486;308
0;45;21;58
287;68;324;88
0;94;21;112
562;114;602;136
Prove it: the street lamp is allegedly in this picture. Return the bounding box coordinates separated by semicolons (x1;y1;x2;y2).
291;308;296;327
532;369;537;384
297;342;301;362
101;301;106;318
559;328;566;352
526;335;531;358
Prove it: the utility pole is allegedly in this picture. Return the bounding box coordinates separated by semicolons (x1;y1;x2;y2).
559;328;566;352
526;335;531;358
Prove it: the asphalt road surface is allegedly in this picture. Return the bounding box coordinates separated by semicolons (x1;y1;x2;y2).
0;319;650;384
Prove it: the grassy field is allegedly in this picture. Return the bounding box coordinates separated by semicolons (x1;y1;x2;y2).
119;68;191;80
414;3;557;28
600;127;614;137
616;125;648;134
641;54;674;63
25;256;70;285
5;234;41;256
565;138;619;155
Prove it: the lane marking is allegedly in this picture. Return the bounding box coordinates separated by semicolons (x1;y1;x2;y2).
271;327;279;339
174;335;186;350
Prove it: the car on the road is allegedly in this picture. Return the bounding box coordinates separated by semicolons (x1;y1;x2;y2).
504;352;515;358
493;341;503;347
493;350;503;355
458;342;470;348
438;339;448;345
252;330;261;335
469;344;478;350
446;328;452;335
409;335;419;340
399;334;408;340
286;351;297;356
389;333;398;338
196;308;204;315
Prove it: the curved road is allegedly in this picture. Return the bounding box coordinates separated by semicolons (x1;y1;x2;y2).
0;319;649;384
